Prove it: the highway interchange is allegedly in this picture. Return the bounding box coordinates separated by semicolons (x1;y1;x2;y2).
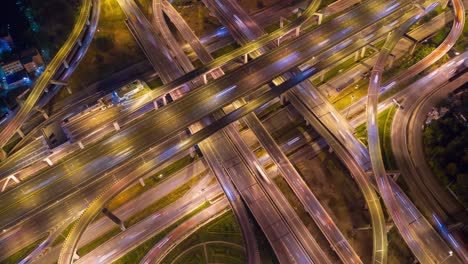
0;0;467;263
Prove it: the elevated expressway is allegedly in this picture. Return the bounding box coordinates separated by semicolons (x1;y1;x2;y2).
145;0;327;261
150;2;262;263
121;0;326;262
208;0;467;262
392;72;468;262
151;0;333;263
0;0;100;156
200;0;365;263
57;1;430;263
0;0;345;228
390;1;468;260
366;1;465;262
0;1;308;186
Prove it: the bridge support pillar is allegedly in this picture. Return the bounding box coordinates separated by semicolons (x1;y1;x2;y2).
319;71;325;82
153;100;159;110
279;94;288;105
17;128;25;138
243;54;249;64
360;46;367;58
113;121;120;131
50;80;68;86
41;111;49;120
388;54;395;68
354;50;360;62
442;0;448;8
297;8;303;16
203;73;208;85
63;60;69;69
410;42;417;55
1;175;20;192
73;252;80;261
280;17;288;28
139;178;145;187
35;107;49;120
101;208;126;231
189;147;196;158
78;141;84;149
44;157;54;166
295;26;300;37
77;39;82;47
313;13;323;25
163;95;168;105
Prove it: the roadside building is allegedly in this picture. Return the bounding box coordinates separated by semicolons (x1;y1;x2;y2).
0;60;29;88
20;48;45;76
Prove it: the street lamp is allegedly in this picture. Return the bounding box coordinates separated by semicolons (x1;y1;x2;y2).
440;251;453;264
346;95;355;119
200;188;207;202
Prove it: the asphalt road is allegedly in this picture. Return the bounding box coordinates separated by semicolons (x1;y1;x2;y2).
392;72;468;262
366;2;464;262
0;0;99;152
3;1;452;263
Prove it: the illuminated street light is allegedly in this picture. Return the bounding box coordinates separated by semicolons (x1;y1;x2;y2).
440;251;454;264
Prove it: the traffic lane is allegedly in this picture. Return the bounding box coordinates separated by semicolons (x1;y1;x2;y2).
116;0;403;120
207;133;311;264
2;0;410;240
242;113;361;263
0;133;190;258
139;198;230;264
222;119;332;263
0;0;95;149
67;0;408;153
75;185;223;263
117;0;180;82
0;127;188;229
197;138;261;264
348;53;468;127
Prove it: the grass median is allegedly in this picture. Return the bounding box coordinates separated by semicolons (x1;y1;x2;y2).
161;211;244;264
112;202;211;264
354;106;398;169
76;170;206;256
2;236;47;264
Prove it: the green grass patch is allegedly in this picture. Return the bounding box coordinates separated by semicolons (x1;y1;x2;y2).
146;78;164;89
3;136;22;155
256;101;284;120
423;93;468;206
77;227;121;256
124;171;206;227
75;171;205;256
52;220;77;246
1;236;47;264
272;176;336;259
65;0;145;95
353;106;398;169
387;228;413;264
112;202;210;264
206;243;245;264
161;211;244;264
332;78;368;111
211;43;240;59
315;49;376;86
107;154;198;211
